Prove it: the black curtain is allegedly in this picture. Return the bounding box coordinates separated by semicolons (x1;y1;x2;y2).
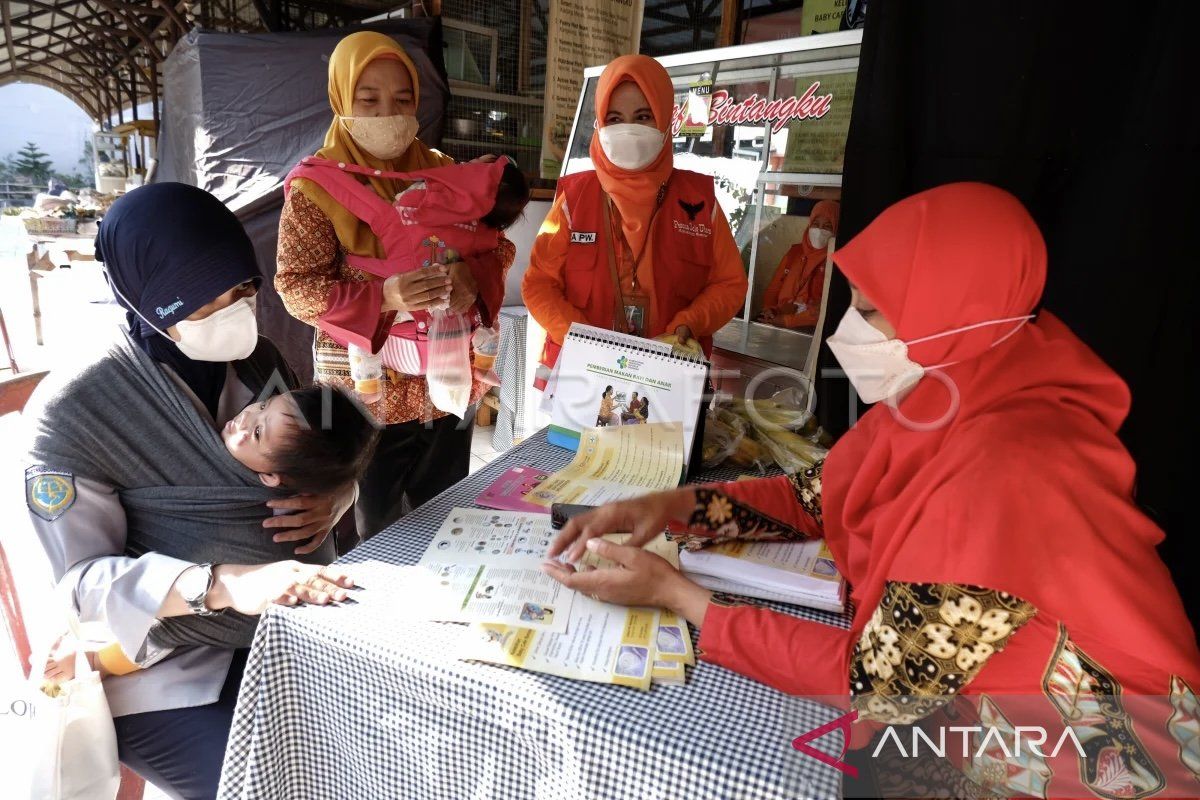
816;2;1199;620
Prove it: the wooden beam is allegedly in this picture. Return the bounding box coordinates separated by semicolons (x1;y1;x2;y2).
9;1;127;37
7;68;101;118
89;0;159;55
153;0;187;33
11;18;125;76
1;4;19;75
717;0;741;47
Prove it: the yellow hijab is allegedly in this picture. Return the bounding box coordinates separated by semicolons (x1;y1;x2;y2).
294;31;453;257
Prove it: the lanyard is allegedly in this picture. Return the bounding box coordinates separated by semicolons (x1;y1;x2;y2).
601;179;669;302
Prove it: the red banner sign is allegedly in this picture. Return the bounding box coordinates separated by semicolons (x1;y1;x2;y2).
670;80;834;136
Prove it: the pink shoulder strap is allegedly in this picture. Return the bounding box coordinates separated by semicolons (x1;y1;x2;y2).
284;157;403;229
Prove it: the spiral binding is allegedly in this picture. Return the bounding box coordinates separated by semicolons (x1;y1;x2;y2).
564;327;709;367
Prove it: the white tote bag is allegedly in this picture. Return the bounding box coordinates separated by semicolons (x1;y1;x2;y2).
24;603;121;800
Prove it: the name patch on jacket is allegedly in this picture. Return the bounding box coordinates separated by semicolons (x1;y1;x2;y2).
673;219;713;238
26;466;77;522
570;231;597;244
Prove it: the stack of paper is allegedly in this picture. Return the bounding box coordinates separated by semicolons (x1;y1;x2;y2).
463;598;695;691
679;539;846;613
458;531;696;690
407;509;577;633
475;423;686;513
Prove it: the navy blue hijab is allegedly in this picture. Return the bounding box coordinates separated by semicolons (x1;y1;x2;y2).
95;183;261;419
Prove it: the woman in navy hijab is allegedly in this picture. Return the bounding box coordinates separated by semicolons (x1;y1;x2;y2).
26;183;358;799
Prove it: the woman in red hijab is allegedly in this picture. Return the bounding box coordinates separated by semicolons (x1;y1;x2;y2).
756;200;839;329
544;183;1200;797
522;55;747;383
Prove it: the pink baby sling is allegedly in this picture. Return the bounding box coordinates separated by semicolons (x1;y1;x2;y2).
284;156;503;374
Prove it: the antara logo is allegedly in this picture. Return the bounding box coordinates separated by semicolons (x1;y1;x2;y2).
791;709;1089;778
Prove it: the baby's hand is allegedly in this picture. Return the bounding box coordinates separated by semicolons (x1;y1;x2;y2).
41;634;103;682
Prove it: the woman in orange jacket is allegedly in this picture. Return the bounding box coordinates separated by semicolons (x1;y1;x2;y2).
756;200;839;329
522;54;747;385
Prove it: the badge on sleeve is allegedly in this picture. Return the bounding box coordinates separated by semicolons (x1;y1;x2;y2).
26;466;77;522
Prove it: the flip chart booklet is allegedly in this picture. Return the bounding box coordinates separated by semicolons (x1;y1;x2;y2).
474;423;685;513
410;509;576;634
463;533;696;690
679;538;846;612
545;323;709;470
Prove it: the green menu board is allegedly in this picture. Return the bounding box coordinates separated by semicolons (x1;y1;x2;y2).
781;70;858;174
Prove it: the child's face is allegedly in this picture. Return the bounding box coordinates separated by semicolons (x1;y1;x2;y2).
222;395;298;486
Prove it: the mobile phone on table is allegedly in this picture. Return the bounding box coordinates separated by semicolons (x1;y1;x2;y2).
550;503;598;530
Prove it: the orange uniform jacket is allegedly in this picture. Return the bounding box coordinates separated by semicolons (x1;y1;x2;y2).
522;169;747;370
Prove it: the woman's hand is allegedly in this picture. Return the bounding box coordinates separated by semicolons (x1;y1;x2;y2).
264;482;356;555
547;487;698;564
210;561;355;616
446;261;479;314
382;266;451;313
541;540;712;625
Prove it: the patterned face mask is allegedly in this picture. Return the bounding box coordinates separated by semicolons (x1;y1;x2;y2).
340;114;419;160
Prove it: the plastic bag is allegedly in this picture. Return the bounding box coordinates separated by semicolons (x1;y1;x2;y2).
426;309;473;418
701;408;742;468
719;398;827;473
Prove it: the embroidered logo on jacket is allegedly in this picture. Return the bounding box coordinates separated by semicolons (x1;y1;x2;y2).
570;231;597;244
26;466;77;522
672;219;713;238
678;199;705;221
156;298;184;319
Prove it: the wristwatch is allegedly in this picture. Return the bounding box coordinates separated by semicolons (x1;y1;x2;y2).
179;563;219;617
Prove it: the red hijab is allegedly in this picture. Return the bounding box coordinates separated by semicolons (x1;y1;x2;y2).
589;55;675;256
823;183;1198;676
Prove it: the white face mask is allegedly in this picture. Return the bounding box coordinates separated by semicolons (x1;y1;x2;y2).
827;307;1034;404
340;114;418;160
598;123;665;171
171;296;259;361
106;273;260;362
808;227;833;249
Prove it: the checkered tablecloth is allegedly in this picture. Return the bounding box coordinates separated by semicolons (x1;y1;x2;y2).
218;429;851;800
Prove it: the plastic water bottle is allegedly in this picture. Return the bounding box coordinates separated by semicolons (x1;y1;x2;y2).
347;343;383;404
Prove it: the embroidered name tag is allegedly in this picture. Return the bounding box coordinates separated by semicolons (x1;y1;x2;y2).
26;466;77;522
570;232;597;244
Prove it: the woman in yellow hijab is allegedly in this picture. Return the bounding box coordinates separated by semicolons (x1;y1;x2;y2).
276;31;515;542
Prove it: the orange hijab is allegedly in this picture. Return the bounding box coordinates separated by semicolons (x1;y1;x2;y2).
295;31;452;256
589;55;675;256
790;199;841;277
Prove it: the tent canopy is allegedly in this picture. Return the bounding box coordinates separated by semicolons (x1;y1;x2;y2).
155;18;448;214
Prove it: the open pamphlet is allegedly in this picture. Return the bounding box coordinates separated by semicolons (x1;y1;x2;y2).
410;509;576;634
462;533;696;690
679;539;847;613
464;597;661;690
476;423;685;512
545;323;708;470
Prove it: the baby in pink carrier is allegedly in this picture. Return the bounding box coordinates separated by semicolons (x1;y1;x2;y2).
284;154;529;378
382;157;530;374
393;157;530;272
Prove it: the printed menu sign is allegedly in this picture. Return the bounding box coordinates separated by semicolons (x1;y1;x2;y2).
540;0;645;178
780;70;857;174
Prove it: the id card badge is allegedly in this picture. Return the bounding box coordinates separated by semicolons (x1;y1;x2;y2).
618;288;650;337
